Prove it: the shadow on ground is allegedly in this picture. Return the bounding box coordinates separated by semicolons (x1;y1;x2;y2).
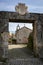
8;45;43;65
8;46;34;59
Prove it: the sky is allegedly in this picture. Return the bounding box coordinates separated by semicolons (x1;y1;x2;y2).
9;23;33;33
0;0;43;13
0;0;43;33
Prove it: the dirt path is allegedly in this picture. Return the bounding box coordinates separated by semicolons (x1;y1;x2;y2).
8;44;33;59
8;44;43;65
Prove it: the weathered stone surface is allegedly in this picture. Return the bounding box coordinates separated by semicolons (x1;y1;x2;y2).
0;18;9;59
0;11;43;59
0;19;8;33
9;58;43;65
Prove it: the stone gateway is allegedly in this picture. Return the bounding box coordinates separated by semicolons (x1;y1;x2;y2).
0;11;43;60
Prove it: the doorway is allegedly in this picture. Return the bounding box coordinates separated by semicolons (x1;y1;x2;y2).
8;19;36;59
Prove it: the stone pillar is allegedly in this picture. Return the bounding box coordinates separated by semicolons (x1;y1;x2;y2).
36;17;43;58
33;20;38;56
0;33;3;59
2;32;9;58
0;19;9;60
0;19;4;60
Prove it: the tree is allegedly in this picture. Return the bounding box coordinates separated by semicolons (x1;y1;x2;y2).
27;32;33;50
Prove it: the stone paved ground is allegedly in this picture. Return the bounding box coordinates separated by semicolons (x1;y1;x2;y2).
8;44;43;65
8;58;43;65
8;44;33;59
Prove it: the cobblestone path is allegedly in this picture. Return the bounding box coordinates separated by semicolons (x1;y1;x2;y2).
8;44;43;65
8;58;43;65
8;44;33;59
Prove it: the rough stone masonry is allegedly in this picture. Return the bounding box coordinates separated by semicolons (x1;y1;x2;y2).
0;11;43;60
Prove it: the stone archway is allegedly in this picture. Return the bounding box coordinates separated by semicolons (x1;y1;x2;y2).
0;11;43;60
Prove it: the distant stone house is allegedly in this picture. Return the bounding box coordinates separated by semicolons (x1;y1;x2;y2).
15;26;32;44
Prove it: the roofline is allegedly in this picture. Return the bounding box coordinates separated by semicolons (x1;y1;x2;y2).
16;26;32;32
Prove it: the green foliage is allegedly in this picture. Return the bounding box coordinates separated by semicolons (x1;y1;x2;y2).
8;38;12;43
12;38;16;41
12;38;16;44
27;32;33;50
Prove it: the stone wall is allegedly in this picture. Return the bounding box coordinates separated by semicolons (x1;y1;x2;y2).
0;11;43;59
0;12;9;60
16;27;32;43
